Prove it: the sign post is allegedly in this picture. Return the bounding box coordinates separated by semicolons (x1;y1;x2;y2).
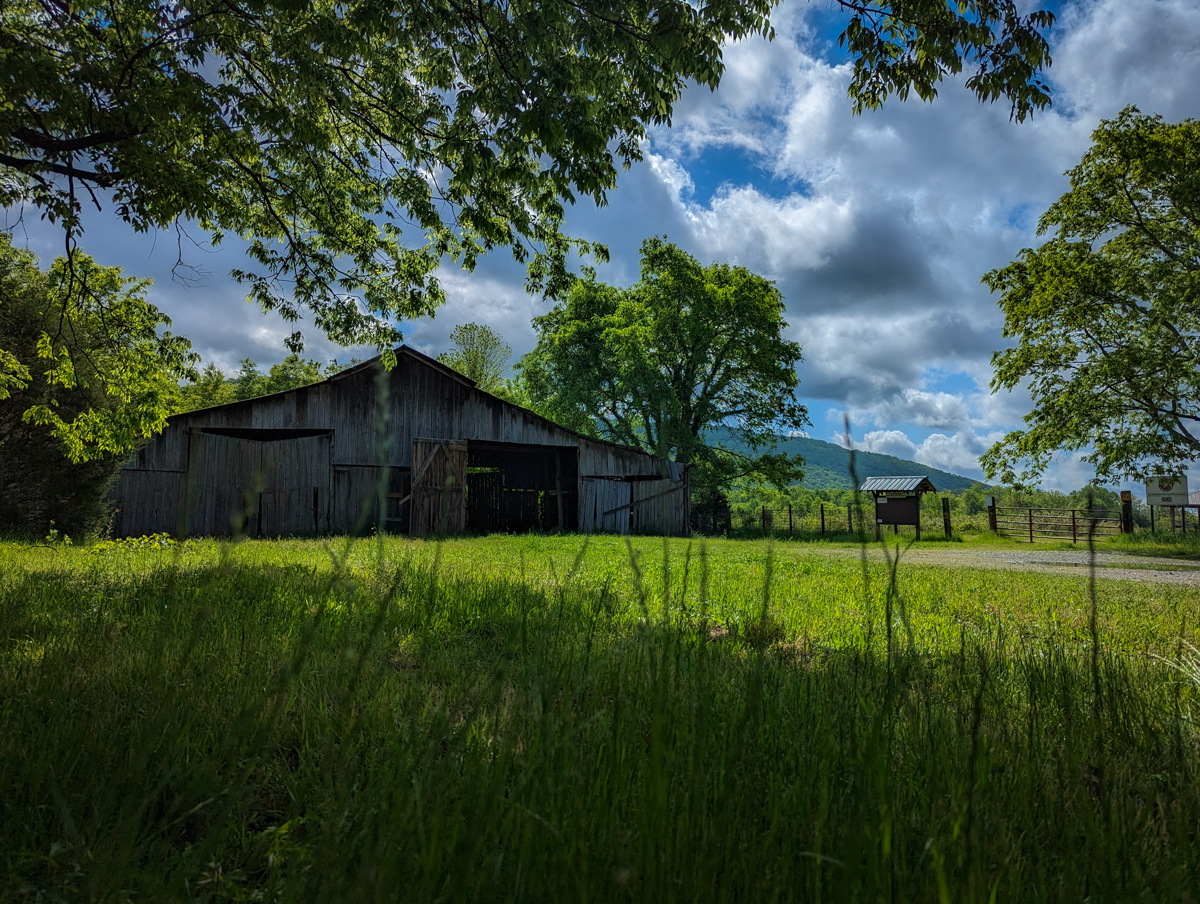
1145;475;1189;534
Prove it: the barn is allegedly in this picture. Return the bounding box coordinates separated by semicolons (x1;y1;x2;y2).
110;346;690;538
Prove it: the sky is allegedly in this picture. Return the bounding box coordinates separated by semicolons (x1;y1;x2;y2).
8;0;1200;490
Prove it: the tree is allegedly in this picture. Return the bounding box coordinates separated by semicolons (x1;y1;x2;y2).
519;237;809;495
437;323;512;393
981;107;1200;485
177;354;351;411
1;0;1055;350
179;362;237;412
0;235;195;534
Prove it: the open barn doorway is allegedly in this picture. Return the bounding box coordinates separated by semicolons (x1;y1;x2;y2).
465;442;578;533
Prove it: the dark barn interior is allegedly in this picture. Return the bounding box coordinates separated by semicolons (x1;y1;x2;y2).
465;442;579;534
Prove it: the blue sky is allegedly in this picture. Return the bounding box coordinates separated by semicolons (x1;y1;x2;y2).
8;0;1200;489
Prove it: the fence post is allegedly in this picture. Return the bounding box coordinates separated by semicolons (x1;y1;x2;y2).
1150;505;1155;534
1072;509;1077;544
1120;490;1133;534
762;505;766;535
987;496;997;533
942;496;951;539
1028;507;1033;543
820;503;825;535
847;503;853;534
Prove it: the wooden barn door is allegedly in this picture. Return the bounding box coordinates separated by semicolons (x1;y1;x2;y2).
185;430;332;537
410;439;467;536
259;434;331;536
580;477;632;534
185;432;263;537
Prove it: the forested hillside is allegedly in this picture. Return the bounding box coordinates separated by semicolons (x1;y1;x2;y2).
707;429;980;491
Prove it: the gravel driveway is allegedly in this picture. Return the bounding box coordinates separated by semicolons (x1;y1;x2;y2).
825;547;1200;587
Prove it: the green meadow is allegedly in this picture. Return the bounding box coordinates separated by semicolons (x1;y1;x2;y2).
3;534;1199;901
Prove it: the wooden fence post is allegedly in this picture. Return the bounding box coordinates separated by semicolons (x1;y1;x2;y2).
788;504;793;536
820;503;825;535
987;496;997;533
1120;490;1133;534
1150;505;1156;534
847;503;853;534
942;496;951;539
1072;509;1077;544
1028;507;1033;543
761;505;766;534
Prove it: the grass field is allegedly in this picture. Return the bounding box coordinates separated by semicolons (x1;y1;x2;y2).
3;533;1200;901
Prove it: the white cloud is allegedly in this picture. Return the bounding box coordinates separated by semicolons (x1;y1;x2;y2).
863;389;974;431
1054;0;1200;122
857;429;918;460
850;427;1006;480
683;186;855;271
10;0;1200;493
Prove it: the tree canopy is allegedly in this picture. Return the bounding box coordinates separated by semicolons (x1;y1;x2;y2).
177;354;350;412
0;235;195;463
2;0;1055;350
519;237;808;492
0;234;194;533
436;323;512;393
982;107;1200;485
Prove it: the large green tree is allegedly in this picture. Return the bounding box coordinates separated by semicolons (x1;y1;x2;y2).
982;107;1200;485
0;235;194;533
437;323;512;393
519;237;808;492
1;0;1054;350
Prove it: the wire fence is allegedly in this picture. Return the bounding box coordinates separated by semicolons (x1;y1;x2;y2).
698;499;1198;542
1148;504;1200;534
697;503;979;539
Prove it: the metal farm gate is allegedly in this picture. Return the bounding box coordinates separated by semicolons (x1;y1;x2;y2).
994;505;1122;543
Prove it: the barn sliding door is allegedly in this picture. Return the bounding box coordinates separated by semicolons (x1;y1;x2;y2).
259;434;331;535
580;477;632;534
185;430;331;537
186;433;264;537
410;439;467;536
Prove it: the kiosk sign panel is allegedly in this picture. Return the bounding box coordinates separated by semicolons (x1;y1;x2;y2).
1145;475;1189;506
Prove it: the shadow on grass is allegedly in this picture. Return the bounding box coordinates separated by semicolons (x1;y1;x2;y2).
2;552;1198;902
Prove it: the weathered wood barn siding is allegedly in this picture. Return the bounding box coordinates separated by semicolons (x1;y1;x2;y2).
111;347;689;538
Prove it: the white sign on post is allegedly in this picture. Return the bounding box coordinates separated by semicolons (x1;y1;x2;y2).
1145;475;1189;506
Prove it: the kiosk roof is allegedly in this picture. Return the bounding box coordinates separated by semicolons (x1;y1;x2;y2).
859;476;937;493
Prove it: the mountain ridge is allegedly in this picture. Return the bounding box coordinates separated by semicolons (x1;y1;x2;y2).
708;430;982;492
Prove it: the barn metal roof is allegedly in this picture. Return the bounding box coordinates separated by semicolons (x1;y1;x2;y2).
859;476;937;493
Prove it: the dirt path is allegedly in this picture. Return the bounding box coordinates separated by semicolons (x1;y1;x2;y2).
819;547;1200;587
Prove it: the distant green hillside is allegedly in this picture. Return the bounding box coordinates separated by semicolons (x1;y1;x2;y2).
707;430;981;492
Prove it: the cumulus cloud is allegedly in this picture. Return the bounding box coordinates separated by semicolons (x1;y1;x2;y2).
850;427;1005;480
863;389;974;431
9;0;1200;489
